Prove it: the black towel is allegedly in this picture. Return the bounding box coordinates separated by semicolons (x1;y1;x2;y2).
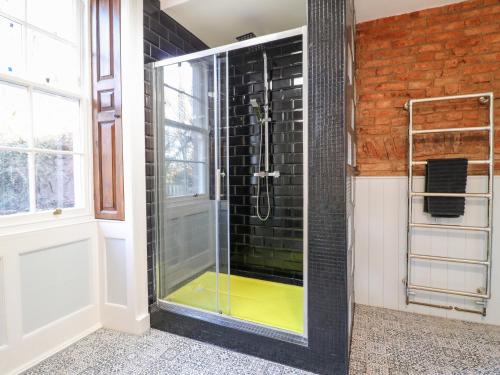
424;158;468;218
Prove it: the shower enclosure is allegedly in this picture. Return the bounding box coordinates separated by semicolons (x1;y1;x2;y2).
152;27;306;339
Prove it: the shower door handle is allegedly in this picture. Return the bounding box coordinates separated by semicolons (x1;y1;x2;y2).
216;169;225;201
220;171;225;199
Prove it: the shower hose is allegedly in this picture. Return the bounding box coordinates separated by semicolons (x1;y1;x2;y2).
256;116;271;222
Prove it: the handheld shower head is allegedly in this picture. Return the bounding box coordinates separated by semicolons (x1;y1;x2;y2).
249;98;259;108
250;98;264;122
250;98;259;108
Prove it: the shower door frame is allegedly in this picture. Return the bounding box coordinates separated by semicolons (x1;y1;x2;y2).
153;26;308;344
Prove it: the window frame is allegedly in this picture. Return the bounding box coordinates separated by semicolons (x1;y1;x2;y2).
0;0;93;228
162;82;210;202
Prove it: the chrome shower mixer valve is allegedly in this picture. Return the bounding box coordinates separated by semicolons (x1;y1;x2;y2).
253;171;280;178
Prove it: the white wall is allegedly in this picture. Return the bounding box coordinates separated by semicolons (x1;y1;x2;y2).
354;176;500;325
98;0;149;335
0;221;101;375
0;1;148;373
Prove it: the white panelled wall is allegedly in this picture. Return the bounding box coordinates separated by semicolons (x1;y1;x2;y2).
355;176;500;325
97;0;149;335
0;1;148;374
0;222;101;374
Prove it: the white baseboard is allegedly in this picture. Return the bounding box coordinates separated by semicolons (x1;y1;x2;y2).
8;323;102;375
102;303;150;335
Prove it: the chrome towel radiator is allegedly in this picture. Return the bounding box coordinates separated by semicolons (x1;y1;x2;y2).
404;92;495;316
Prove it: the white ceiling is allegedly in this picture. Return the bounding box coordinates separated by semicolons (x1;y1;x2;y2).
161;0;467;47
161;0;307;47
355;0;465;23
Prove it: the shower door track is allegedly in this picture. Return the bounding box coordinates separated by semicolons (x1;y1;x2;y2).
157;299;308;346
153;27;304;68
154;26;309;344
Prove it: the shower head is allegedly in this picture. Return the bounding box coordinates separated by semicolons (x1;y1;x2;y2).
249;98;263;122
236;32;256;41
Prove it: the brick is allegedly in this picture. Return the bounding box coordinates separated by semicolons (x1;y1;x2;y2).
471;73;492;83
444;83;460;95
464;24;500;36
416;52;436;62
416;43;443;53
356;0;500;176
375;99;393;108
408;80;433;89
363;75;389;85
463;63;499;75
484;33;500;44
377;82;408;91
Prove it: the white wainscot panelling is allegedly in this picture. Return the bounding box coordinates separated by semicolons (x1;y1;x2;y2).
158;199;215;295
0;221;100;375
0;258;6;347
354;176;500;325
105;238;127;306
20;241;91;334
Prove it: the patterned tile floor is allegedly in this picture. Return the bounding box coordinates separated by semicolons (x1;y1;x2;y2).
350;305;500;375
23;328;313;375
24;305;500;374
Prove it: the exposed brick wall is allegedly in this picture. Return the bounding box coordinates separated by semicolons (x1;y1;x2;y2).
356;0;500;176
143;0;208;305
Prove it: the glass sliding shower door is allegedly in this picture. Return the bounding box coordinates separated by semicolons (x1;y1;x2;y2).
155;54;229;314
154;29;306;338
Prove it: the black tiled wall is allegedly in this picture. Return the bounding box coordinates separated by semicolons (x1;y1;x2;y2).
148;0;355;372
143;0;208;305
228;36;304;285
345;0;357;347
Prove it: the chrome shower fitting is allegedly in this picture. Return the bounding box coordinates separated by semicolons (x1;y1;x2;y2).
249;51;279;222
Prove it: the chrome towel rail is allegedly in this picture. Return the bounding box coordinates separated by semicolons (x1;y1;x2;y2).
409;222;490;232
410;192;491;198
412;160;490;165
412;125;490;134
405;92;495;315
409;253;489;266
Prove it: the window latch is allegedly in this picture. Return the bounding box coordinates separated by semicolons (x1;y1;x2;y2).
53;208;62;216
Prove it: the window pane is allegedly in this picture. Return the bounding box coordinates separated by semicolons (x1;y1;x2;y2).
33;91;79;151
165;161;206;197
28;30;80;91
164;62;194;96
0;16;24;76
0;82;29;147
35;153;75;210
0;151;29;215
0;0;25;20
27;0;76;42
163;60;209;128
165;126;206;162
165;87;195;125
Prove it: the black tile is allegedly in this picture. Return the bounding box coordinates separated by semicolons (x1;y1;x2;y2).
144;28;160;48
145;0;355;372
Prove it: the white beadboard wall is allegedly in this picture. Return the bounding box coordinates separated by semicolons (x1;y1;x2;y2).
354;176;500;325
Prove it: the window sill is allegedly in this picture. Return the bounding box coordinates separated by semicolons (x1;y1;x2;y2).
0;210;95;237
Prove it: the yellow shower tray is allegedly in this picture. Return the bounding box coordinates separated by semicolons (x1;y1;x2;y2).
165;271;304;334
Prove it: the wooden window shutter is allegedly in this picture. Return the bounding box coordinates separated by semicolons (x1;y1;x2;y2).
91;0;125;220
